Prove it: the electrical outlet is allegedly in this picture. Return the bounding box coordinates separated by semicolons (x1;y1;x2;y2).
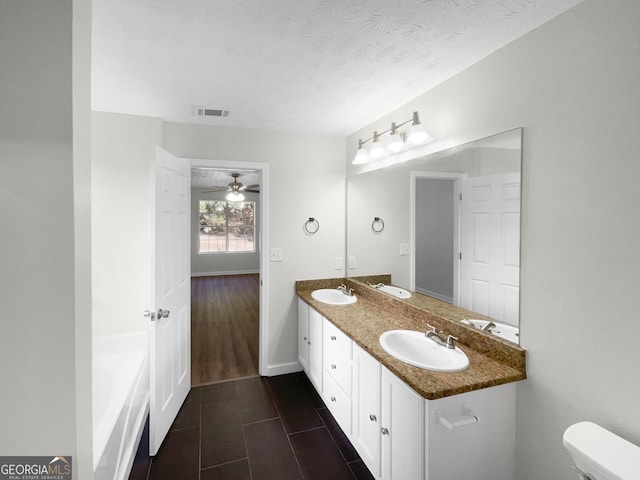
348;256;356;269
335;257;344;270
270;248;284;262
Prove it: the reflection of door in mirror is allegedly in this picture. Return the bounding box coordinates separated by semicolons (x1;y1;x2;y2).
412;171;520;326
459;173;520;326
414;177;458;304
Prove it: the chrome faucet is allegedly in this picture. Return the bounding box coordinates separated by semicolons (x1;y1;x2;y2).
426;324;458;349
481;322;496;332
337;284;354;296
368;282;385;289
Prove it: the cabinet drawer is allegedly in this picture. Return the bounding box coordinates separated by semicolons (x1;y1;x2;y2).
323;372;352;436
323;319;352;360
323;344;352;397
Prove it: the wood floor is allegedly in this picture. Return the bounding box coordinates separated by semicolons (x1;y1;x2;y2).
191;274;260;386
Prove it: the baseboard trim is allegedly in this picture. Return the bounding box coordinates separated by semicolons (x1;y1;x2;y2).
263;362;303;377
415;287;453;304
191;270;259;277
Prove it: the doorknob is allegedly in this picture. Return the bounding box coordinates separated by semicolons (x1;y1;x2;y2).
144;309;170;321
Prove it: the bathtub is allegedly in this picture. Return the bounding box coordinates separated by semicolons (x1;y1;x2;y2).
93;333;149;480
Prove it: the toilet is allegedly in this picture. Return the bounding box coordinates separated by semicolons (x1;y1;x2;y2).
563;421;640;480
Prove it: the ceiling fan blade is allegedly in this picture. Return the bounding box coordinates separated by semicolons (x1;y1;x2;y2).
244;188;260;193
202;187;230;193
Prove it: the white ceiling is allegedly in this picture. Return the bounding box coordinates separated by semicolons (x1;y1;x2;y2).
191;168;261;189
92;0;582;137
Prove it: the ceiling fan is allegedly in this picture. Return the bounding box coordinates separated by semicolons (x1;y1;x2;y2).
203;173;260;201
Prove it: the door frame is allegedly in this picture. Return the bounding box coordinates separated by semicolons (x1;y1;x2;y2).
409;171;466;304
187;158;269;376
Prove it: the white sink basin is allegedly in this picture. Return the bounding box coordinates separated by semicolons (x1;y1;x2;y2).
379;330;469;372
378;285;411;299
311;289;357;305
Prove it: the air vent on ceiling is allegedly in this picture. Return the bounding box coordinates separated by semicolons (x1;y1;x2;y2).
193;106;230;118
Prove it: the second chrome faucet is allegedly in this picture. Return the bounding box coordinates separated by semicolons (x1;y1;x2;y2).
426;324;458;349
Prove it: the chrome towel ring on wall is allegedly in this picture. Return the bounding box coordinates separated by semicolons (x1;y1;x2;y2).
372;217;385;233
304;217;320;235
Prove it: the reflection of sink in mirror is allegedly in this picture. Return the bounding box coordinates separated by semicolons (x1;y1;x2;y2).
462;319;519;344
377;284;411;299
379;330;469;372
311;289;357;305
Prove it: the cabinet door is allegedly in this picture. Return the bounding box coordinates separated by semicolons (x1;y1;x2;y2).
297;300;310;372
308;308;323;391
352;344;381;479
381;368;424;480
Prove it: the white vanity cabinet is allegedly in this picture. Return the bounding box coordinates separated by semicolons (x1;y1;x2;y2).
297;300;310;372
298;303;516;480
322;318;353;435
297;299;323;391
353;343;424;480
424;382;516;479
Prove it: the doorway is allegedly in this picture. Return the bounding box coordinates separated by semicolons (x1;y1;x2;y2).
188;159;269;385
410;171;465;303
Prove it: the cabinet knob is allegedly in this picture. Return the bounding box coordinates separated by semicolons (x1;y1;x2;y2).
331;396;336;402
303;336;307;341
369;414;377;422
307;341;311;345
331;364;337;370
381;427;389;435
330;335;337;341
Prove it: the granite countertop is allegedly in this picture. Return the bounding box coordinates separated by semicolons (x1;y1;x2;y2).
296;279;526;400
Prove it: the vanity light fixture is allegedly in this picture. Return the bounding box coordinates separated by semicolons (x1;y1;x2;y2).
352;111;433;165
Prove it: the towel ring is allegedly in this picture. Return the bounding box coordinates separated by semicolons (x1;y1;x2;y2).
372;217;385;233
304;217;320;235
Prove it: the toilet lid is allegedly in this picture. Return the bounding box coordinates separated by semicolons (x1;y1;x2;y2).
563;422;640;480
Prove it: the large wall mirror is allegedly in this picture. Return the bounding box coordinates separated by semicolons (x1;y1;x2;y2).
346;128;522;343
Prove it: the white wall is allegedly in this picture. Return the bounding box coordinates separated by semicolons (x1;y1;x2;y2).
0;1;93;478
164;123;346;370
347;1;640;478
92;112;162;336
191;187;260;275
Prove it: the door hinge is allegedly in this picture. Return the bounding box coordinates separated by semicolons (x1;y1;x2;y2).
459;252;462;260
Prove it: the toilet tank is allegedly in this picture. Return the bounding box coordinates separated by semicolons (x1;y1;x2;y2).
563;421;640;480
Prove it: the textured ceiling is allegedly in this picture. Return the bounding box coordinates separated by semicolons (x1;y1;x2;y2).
92;0;583;137
191;168;261;189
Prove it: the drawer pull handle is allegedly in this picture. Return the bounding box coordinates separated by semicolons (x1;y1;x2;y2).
381;427;389;435
331;396;336;402
369;414;377;422
331;335;337;341
331;364;337;370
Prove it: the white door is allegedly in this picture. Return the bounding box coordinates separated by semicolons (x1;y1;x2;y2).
149;146;191;455
460;173;520;324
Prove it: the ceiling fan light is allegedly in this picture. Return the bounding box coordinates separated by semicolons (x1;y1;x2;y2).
226;191;245;202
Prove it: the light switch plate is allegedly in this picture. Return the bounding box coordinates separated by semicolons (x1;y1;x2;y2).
399;243;410;256
270;248;283;262
348;256;356;269
335;257;344;270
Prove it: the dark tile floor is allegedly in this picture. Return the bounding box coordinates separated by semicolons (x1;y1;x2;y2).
129;372;375;480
